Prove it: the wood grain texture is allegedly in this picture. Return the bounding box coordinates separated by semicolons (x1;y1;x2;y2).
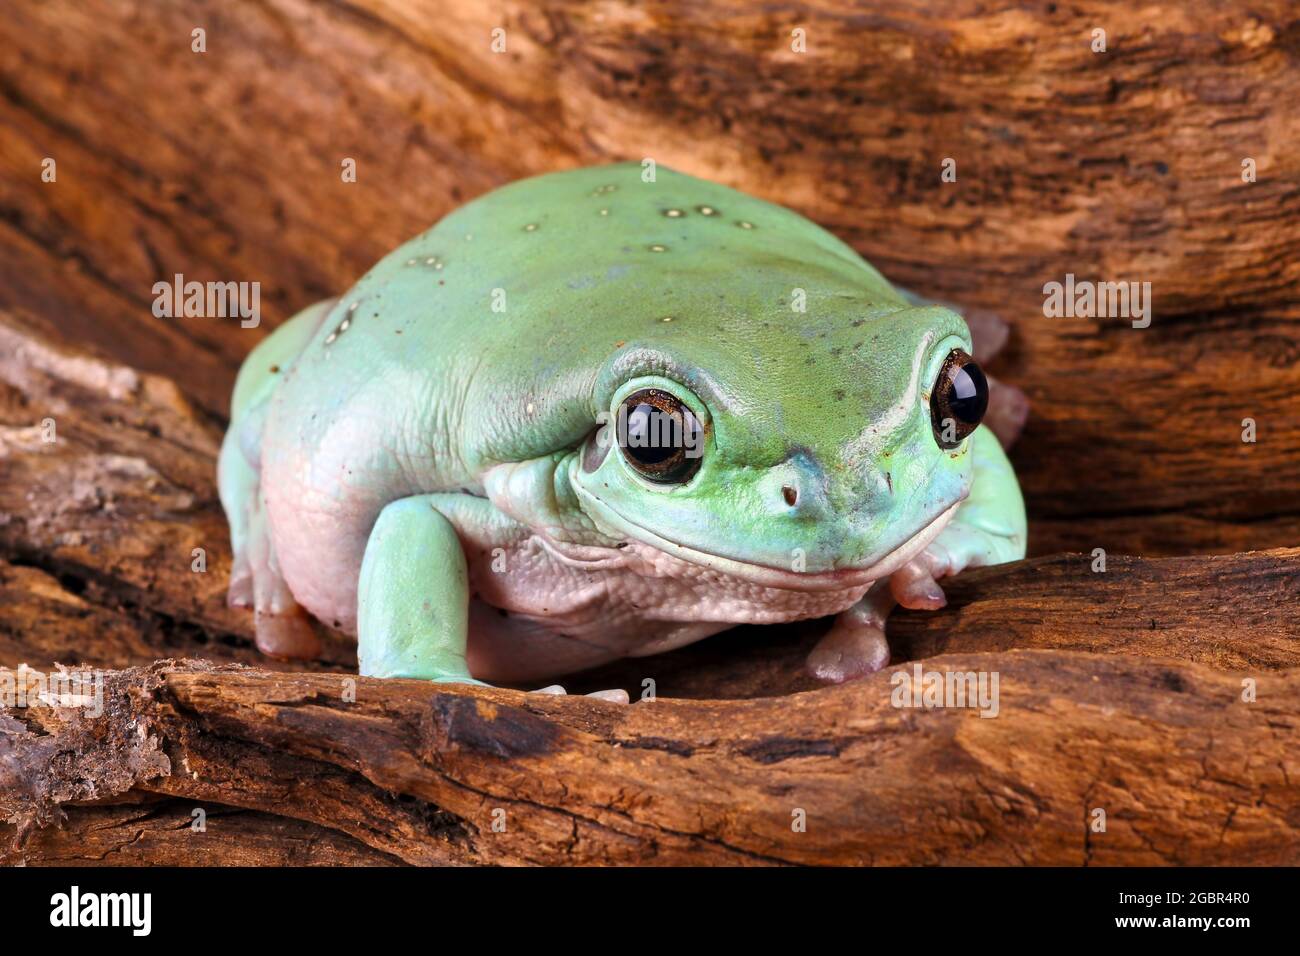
0;1;1297;554
4;798;404;866
3;653;1297;866
0;311;356;672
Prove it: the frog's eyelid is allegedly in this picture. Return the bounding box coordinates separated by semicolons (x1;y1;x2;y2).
609;374;712;428
918;333;972;398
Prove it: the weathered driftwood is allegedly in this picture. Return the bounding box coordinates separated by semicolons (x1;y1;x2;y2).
4;799;402;867
0;312;354;673
3;648;1297;866
0;1;1298;556
2;314;1298;865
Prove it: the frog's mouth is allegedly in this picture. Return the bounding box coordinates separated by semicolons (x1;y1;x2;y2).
573;489;960;593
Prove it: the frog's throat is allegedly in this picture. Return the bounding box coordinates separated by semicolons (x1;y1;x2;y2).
572;492;958;593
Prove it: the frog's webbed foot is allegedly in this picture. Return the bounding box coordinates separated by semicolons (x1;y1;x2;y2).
806;583;894;684
529;684;630;704
254;607;322;660
807;552;959;684
219;402;321;660
889;553;950;610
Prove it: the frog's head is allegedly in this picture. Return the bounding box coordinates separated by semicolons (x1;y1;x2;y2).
569;304;989;589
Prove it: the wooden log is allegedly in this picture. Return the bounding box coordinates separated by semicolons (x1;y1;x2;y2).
0;2;1297;555
3;651;1297;866
3;797;403;867
3;311;1297;864
0;311;356;672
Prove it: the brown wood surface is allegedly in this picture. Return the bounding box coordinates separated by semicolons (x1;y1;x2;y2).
6;798;403;867
4;647;1297;866
1;3;1298;865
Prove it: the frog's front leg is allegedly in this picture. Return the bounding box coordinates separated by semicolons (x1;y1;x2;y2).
804;582;895;683
356;492;631;702
888;425;1026;609
807;425;1027;683
357;493;496;684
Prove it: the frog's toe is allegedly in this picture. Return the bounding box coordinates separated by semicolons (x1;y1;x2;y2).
965;307;1010;364
526;685;629;704
889;559;948;611
806;620;890;684
983;374;1030;450
254;607;322;661
227;565;254;609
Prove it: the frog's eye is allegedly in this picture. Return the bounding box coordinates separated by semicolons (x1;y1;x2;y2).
930;349;988;449
616;388;704;484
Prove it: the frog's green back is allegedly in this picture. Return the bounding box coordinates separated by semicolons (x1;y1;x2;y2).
272;162;935;487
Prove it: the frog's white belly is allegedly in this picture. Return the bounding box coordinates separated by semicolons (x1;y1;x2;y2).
462;535;869;683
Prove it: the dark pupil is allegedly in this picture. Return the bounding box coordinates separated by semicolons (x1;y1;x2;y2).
946;362;988;424
626;403;681;463
618;388;704;483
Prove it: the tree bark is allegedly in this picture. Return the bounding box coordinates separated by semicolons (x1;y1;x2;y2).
4;649;1297;866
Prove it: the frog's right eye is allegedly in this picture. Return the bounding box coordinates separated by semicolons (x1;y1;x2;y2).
616;388;704;484
929;349;988;449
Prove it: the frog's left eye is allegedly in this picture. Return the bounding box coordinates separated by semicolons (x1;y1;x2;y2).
930;349;988;449
616;388;704;484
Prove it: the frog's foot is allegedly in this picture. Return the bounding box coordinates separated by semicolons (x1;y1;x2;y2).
254;606;322;660
887;524;986;613
249;500;322;661
889;498;1026;613
889;555;949;610
983;373;1029;450
528;684;631;704
963;307;1010;364
806;582;895;684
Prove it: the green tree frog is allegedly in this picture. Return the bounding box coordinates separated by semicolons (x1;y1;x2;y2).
218;163;1026;700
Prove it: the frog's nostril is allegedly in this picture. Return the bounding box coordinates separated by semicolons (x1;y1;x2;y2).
782;485;798;507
